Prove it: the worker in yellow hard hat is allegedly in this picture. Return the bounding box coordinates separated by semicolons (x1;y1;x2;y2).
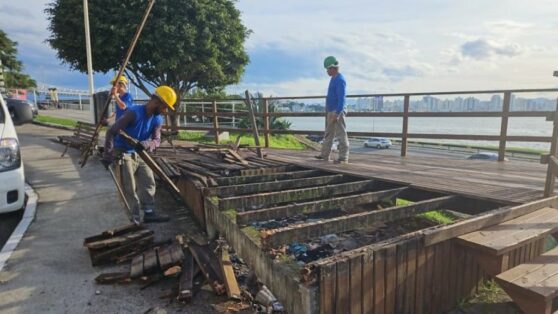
102;85;177;224
108;75;134;121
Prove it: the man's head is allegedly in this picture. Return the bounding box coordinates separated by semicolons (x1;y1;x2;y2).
148;85;177;116
110;75;128;94
324;56;339;77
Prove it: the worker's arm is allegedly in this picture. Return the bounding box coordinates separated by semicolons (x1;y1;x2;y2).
103;110;136;161
140;124;162;152
111;88;128;110
335;77;346;115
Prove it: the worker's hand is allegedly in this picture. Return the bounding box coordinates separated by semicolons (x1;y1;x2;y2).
110;87;118;98
329;113;339;123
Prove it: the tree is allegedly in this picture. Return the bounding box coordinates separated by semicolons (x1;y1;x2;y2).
46;0;250;124
0;30;36;88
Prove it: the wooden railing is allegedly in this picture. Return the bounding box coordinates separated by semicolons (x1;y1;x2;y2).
168;88;558;161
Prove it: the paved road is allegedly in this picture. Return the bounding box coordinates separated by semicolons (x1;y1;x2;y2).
0;210;23;251
0;123;218;314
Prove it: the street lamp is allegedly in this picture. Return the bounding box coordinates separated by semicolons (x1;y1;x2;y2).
83;0;95;121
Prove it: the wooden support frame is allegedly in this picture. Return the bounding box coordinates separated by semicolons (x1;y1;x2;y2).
401;95;410;157
212;100;220;144
236;187;408;225
214;169;323;186
206;174;346;197
218;180;375;210
498;91;511;161
544;96;558;197
263;98;270;148
261;195;455;248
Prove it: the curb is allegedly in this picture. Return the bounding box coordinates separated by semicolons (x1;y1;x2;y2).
0;184;38;272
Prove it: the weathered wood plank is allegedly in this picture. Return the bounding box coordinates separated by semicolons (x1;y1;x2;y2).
336;259;350;314
262;195;454;248
215;169;323;186
395;243;407;314
177;250;195;303
218;180;375;210
236;187;408;225
220;249;241;300
362;252;374;314
349;255;363;314
405;239;417;314
130;254;144;279
374;249;386;314
385;246;397;314
320;263;336;314
414;241;426;314
207;174;346;197
188;241;225;295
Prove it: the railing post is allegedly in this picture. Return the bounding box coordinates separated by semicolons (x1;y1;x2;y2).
212;100;219;144
263;98;270;148
544;97;558;196
401;95;410;157
498;92;511;161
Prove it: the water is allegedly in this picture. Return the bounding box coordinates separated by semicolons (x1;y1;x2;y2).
286;116;553;151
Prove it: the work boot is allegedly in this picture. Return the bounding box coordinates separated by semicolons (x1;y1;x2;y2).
334;159;348;164
132;207;141;225
143;209;170;223
314;155;330;161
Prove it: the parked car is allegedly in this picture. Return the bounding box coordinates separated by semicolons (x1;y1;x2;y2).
467;152;508;161
6;98;38;117
364;137;392;149
319;139;339;152
0;93;33;213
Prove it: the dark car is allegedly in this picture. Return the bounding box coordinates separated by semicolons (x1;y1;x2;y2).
467;152;508;161
6;99;38;117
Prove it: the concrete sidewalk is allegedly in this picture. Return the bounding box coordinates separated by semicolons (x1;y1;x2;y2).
0;124;218;313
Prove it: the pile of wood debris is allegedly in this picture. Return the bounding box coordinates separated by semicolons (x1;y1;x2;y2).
83;224;284;313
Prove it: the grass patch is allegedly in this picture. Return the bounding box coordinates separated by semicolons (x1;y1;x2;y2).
177;130;307;149
457;279;511;311
241;226;261;246
223;209;237;220
396;198;413;206
418;210;458;225
34;115;77;128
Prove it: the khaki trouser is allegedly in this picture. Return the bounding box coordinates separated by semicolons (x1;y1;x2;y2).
117;152;156;216
320;111;349;161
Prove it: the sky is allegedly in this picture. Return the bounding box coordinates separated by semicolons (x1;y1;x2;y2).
1;0;558;97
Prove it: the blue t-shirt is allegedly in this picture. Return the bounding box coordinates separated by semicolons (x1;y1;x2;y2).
115;92;134;120
326;73;347;114
114;105;163;153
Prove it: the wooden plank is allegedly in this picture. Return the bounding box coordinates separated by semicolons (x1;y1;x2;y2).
244;90;263;158
188;241;226;295
207;174;346;197
336;259;350;314
414;242;426;314
261;195;454;248
220;249;241;300
218;180;374;210
169;243;185;265
405;239;417;314
457;207;558;255
83;223;143;244
423;245;435;314
395;243;407;314
90;233;153;266
236;187;408;225
425;196;558;246
441;241;452;311
320;263;337;314
385;246;397;314
177;250;195;303
94;272;130;284
498;91;510;161
374;249;386;314
215;170;321;186
85;229;153;250
432;243;443;313
143;248;158;274
157;246;173;270
349;255;363;314
130;254;144;279
362;252;374;314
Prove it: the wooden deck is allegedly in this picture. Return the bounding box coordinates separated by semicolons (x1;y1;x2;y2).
267;149;553;204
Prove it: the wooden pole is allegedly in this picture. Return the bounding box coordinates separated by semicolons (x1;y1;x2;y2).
498;92;511;161
244;90;263;158
401;95;410;157
544;97;558;196
212;100;219;144
263;98;270;148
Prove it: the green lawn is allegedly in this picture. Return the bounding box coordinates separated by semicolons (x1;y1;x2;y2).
177;130;307;149
34;115;78;128
396;198;457;225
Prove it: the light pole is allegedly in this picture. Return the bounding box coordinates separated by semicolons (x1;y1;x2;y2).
83;0;95;122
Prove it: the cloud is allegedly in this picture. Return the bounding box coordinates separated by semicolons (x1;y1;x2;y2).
460;39;522;60
382;65;424;81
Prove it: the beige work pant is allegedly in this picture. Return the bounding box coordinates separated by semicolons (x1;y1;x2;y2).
320;111;349;161
118;152;156;215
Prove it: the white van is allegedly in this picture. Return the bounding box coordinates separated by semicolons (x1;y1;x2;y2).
0;93;33;213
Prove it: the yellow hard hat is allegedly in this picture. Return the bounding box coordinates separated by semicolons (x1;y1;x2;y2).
154;86;177;110
110;75;128;85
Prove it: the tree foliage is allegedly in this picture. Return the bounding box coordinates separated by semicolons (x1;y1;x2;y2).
46;0;250;101
0;29;36;88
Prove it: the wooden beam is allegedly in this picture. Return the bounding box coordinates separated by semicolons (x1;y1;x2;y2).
206;174;345;197
401;95;409;157
244;90;263;158
498;92;511;161
423;196;558;246
261;195;455;248
218;180;375;211
236;187;409;225
214;169;323;186
220;249;241;300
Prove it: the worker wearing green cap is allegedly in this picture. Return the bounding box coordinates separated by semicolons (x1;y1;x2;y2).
316;56;349;164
